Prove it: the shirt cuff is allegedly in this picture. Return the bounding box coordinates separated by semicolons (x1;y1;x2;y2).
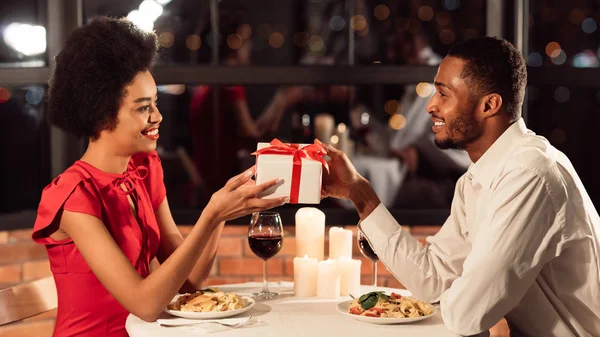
358;203;403;250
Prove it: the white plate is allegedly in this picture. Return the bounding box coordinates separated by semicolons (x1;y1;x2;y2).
335;299;437;325
164;295;255;319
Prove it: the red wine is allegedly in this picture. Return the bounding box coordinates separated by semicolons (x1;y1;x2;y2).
358;235;379;261
248;235;283;260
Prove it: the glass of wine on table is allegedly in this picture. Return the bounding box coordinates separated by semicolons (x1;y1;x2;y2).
357;230;379;288
248;211;283;299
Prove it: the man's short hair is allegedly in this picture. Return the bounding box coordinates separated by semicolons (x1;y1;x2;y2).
447;37;527;122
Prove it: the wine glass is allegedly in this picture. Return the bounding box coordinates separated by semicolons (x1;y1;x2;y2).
357;230;379;288
248;211;283;299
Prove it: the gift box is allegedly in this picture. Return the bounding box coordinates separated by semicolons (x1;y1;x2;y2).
253;139;328;204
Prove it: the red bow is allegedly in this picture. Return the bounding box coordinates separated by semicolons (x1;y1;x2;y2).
252;139;329;203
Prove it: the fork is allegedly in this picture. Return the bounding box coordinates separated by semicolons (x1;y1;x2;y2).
160;316;255;328
209;316;255;328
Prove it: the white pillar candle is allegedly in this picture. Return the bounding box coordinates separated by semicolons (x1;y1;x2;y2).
328;227;353;260
338;257;362;297
317;259;340;298
295;207;325;260
335;123;352;155
314;113;335;144
293;255;318;297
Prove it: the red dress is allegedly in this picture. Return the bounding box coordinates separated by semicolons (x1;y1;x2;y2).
32;151;166;337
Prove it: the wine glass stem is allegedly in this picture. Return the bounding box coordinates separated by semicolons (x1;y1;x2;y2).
262;260;269;293
372;261;377;288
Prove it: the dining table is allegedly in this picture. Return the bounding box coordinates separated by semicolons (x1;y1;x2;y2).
126;282;487;337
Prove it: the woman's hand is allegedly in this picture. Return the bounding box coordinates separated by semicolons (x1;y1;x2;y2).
204;166;287;223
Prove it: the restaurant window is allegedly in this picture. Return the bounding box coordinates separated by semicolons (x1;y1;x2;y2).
152;81;468;215
526;0;600;205
0;85;50;213
0;0;48;67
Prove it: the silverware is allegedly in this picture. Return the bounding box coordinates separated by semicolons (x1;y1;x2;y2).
160;316;255;328
210;316;255;328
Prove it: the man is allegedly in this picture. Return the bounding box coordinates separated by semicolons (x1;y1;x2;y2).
322;37;600;336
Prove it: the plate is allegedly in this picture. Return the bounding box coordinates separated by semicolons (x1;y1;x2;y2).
164;295;255;319
335;299;437;325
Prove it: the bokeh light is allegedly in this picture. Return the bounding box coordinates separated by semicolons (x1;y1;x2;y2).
389;114;407;130
374;5;390;21
158;32;174;48
350;15;367;31
384;100;399;115
269;32;285;48
185;35;201;50
418;6;434;22
227;34;243;49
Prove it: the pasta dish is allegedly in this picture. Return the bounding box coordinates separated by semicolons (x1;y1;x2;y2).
348;291;434;318
167;289;247;313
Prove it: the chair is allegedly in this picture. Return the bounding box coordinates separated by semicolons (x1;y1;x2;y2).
0;276;57;325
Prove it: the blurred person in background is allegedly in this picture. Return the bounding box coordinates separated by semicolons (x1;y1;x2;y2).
190;1;312;195
32;17;285;337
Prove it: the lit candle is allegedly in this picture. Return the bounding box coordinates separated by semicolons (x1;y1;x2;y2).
293;255;318;297
335;123;351;155
295;207;325;260
328;227;353;260
314;113;335;144
317;259;340;298
338;257;362;297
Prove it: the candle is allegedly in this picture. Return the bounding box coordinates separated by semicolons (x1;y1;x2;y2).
317;259;340;298
328;227;353;260
293;255;318;297
295;207;325;260
314;113;335;144
338;257;362;297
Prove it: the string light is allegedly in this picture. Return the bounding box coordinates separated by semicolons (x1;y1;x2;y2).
416;83;433;97
418;6;434;22
545;42;561;57
269;32;284;48
440;29;456;45
384;100;399;115
227;34;243;49
158;32;174;48
309;35;324;52
185;34;201;50
389;114;407;130
350;15;367;31
374;5;390;20
0;87;10;103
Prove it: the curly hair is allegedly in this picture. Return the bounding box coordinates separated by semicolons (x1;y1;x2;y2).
48;17;159;139
447;37;527;122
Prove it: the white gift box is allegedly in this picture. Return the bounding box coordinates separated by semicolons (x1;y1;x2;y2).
254;142;323;204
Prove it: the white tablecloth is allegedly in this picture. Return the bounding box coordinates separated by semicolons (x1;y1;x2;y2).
126;282;474;337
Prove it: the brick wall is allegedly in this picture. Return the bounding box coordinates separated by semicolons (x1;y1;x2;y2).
0;225;508;337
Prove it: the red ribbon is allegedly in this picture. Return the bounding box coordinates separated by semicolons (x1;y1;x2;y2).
252;139;329;203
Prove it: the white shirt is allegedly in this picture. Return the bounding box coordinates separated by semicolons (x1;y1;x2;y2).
360;119;600;336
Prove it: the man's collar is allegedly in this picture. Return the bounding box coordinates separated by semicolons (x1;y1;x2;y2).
467;118;530;188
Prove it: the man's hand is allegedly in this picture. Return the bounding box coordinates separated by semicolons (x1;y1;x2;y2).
320;141;362;200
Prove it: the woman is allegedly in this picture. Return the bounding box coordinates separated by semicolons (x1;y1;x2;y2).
32;17;286;337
